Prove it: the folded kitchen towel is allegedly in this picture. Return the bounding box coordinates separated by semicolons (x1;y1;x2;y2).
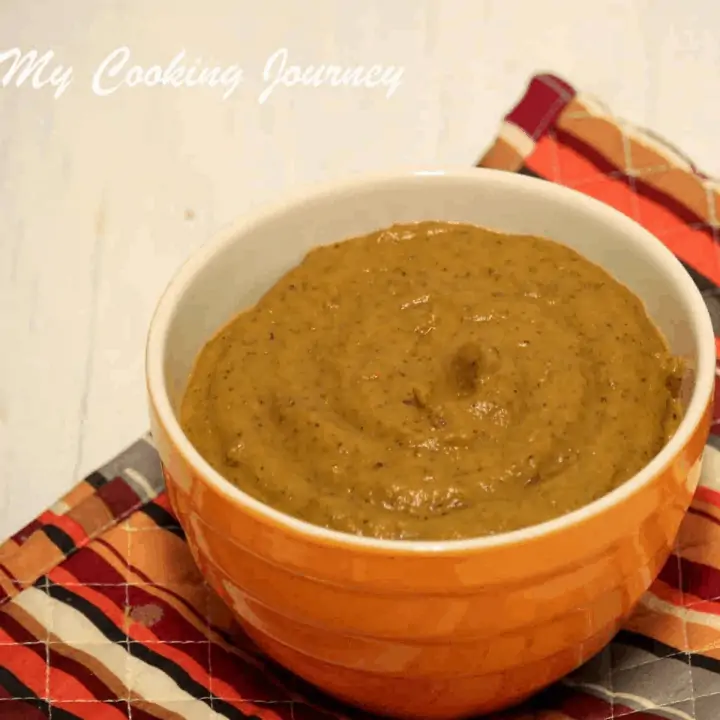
1;74;719;720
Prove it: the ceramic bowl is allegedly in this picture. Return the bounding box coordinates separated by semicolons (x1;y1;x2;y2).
146;169;714;719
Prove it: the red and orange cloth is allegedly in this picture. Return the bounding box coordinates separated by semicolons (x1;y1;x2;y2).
1;74;719;720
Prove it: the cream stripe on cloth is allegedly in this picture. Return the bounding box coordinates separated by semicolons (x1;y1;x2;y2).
14;586;225;719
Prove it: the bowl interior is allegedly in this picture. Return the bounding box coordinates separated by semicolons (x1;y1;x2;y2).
160;171;708;414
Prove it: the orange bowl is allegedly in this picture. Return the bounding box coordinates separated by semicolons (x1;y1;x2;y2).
146;169;714;719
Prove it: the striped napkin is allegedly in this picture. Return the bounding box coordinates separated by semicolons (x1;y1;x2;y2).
0;74;719;720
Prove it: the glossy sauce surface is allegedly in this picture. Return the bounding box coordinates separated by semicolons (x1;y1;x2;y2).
180;222;683;540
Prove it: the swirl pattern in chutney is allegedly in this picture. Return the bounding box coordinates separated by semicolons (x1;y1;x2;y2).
180;222;684;541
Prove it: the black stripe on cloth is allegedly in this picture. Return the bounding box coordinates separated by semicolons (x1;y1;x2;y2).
41;525;76;555
553;127;717;244
137;502;185;540
518;164;544;179
41;579;252;720
681;262;720;293
516;162;720;294
614;629;720;678
688;506;720;529
612;629;681;661
689;650;720;676
32;575;47;590
0;665;81;720
85;470;109;489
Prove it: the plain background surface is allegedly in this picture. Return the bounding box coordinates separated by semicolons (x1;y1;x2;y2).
1;0;719;540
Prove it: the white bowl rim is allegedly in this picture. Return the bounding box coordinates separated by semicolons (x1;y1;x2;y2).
146;167;716;555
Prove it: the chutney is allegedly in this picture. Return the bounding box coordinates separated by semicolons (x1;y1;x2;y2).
180;222;683;540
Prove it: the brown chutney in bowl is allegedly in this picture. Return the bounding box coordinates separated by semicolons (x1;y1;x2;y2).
179;221;684;541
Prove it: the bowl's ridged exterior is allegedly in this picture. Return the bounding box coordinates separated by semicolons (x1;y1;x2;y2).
150;397;711;719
